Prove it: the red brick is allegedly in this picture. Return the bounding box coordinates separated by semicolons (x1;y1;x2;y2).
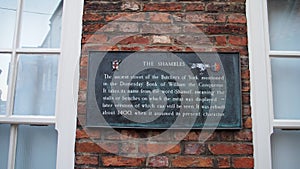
184;143;205;155
75;142;103;153
217;156;230;168
234;130;252;141
228;36;247;46
102;156;145;167
79;80;87;91
148;156;169;167
105;13;145;22
242;93;250;104
144;46;183;52
77;102;86;115
232;157;254;168
206;3;245;13
143;3;182;11
216;36;227;46
118;36;150;45
76;129;89;139
185;13;226;23
75;155;98;165
186;3;205;11
84;1;122;12
220;131;233;141
244;117;252;128
80;56;88;67
206;25;247;35
171;156;213;168
82;24;105;34
149;13;171;23
119;46;141;51
82;34;108;44
208;143;253;155
228;14;247;24
83;13;103;22
242;80;250;92
139;143;180;154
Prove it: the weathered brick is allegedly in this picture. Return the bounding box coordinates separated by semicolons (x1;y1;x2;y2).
152;35;172;44
184;143;205;155
118;22;139;33
120;142;138;154
171;156;213;168
77;102;86;115
206;3;245;13
185;3;205;11
228;14;247;24
185;13;226;23
121;1;140;11
102;156;145;167
147;156;169;167
82;34;108;44
84;1;122;12
217;156;230;168
141;24;181;34
143;3;182;12
232;157;254;168
208;143;253;155
75;155;98;165
76;129;89;139
76;142;103;153
105;13;145;22
83;13;104;22
149;13;171;23
234;130;252;141
118;36;150;45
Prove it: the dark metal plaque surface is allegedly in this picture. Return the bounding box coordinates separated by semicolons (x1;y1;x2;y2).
87;51;241;129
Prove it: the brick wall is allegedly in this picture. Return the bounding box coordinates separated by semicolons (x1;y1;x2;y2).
76;0;253;168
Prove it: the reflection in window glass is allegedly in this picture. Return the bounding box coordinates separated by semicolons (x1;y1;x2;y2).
271;58;300;119
0;0;17;48
271;129;300;169
20;0;62;48
268;0;300;51
0;54;11;115
0;124;10;169
14;54;58;116
15;125;57;169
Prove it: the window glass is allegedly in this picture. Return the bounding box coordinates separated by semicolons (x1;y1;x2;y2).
0;0;17;49
0;54;11;115
0;124;10;169
15;125;57;169
14;54;58;116
268;0;300;51
271;129;300;169
20;0;62;48
271;58;300;119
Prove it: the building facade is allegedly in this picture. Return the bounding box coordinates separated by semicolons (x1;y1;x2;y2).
0;0;299;169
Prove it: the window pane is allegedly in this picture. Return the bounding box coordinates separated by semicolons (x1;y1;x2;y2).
0;124;10;169
0;54;10;115
14;54;58;116
0;0;17;48
271;58;300;119
271;129;300;169
268;0;300;51
15;125;57;169
20;0;62;48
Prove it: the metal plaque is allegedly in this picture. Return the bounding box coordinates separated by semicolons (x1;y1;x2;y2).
86;51;242;129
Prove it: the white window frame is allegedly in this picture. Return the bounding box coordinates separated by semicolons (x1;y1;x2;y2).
0;0;83;168
55;0;83;168
247;0;300;168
